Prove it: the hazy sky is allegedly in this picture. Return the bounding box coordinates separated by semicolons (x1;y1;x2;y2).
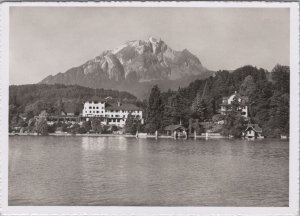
10;7;290;85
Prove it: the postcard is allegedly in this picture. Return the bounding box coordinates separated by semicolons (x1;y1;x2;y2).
0;1;299;215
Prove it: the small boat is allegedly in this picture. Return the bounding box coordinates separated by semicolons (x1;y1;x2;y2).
280;135;288;139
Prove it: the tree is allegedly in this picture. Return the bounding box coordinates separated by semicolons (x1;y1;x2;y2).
125;113;135;134
145;85;164;133
77;127;87;134
271;65;290;94
239;75;256;96
91;118;103;133
35;118;49;135
191;92;207;121
220;95;247;137
221;113;246;137
266;91;289;137
47;123;57;133
82;120;91;132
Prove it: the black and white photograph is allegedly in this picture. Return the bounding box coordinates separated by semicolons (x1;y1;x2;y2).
0;1;299;215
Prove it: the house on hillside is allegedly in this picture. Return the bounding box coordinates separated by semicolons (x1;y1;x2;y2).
220;91;249;118
243;124;263;139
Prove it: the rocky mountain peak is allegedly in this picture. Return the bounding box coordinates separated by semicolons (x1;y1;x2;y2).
40;37;212;98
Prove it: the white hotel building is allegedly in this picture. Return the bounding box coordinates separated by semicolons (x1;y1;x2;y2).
82;96;143;127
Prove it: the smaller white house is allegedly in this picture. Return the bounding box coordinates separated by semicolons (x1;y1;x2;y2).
220;91;248;118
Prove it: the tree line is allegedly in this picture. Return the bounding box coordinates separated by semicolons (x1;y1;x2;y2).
139;64;289;138
9;64;290;138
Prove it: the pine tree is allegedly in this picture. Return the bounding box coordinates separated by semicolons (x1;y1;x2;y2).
91;118;102;133
35;118;49;135
145;85;164;133
239;75;256;96
125;113;136;134
271;65;290;94
191;92;207;121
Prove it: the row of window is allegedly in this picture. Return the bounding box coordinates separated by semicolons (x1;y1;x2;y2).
87;102;104;104
85;108;141;114
220;105;247;109
88;106;104;109
86;111;104;114
108;119;124;123
84;111;141;117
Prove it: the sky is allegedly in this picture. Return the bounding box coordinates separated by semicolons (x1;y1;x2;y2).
9;6;290;85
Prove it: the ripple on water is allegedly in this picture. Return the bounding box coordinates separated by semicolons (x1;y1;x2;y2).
8;136;288;206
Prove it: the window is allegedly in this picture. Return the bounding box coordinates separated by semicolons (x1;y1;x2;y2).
89;107;92;109
117;119;120;122
96;111;99;113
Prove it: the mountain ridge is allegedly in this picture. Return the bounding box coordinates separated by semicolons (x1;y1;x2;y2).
40;37;213;98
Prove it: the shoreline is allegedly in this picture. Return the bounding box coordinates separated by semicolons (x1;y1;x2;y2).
8;132;266;140
8;132;289;140
9;132;228;139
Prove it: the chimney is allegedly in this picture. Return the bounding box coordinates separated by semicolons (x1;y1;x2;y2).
117;101;121;107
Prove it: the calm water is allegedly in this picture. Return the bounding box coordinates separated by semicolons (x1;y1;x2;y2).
9;136;288;206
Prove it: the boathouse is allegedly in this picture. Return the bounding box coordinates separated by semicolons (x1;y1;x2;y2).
244;124;263;138
164;124;187;136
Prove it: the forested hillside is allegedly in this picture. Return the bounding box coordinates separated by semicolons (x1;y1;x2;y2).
143;64;289;138
9;84;137;118
9;64;290;138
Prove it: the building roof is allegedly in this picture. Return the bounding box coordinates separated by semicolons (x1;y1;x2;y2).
164;124;186;131
222;92;249;104
105;103;143;111
245;124;262;133
87;96;106;103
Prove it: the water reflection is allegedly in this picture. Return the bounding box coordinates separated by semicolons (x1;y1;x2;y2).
81;137;106;152
9;136;288;206
81;136;128;152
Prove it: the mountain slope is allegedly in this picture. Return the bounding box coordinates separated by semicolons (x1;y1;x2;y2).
40;37;213;98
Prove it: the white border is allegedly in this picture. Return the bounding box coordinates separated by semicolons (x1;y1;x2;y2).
0;1;299;215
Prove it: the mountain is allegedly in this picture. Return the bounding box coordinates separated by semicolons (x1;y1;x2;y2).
40;37;213;98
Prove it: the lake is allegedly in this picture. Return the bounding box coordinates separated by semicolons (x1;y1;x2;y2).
8;136;289;206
